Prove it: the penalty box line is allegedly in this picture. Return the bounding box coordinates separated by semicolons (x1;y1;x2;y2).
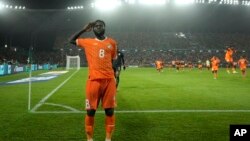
31;109;250;114
30;70;79;112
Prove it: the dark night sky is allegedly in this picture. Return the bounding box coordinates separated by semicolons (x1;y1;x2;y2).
1;1;250;51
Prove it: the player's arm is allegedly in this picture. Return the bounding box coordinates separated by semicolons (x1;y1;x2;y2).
69;22;94;45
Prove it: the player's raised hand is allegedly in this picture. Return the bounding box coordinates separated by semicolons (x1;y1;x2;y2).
83;22;95;32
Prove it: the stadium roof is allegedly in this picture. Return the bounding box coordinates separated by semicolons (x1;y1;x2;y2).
0;0;90;9
1;0;250;50
1;0;250;10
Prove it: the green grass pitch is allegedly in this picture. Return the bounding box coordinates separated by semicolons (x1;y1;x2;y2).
0;67;250;141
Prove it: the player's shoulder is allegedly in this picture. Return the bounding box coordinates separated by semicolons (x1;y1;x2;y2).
77;38;93;43
76;38;94;46
106;37;117;44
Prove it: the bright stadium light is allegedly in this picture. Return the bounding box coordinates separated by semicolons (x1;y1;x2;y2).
0;2;4;10
138;0;167;5
92;0;122;11
175;0;195;5
66;5;84;10
125;0;136;4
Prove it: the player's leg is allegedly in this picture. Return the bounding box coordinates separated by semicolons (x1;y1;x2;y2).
85;80;100;141
85;109;96;141
212;68;217;79
102;79;116;141
104;108;115;141
242;68;246;77
115;68;121;88
212;70;215;79
226;61;231;73
232;62;237;73
214;70;218;79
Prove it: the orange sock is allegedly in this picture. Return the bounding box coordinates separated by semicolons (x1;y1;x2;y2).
85;115;94;140
105;115;115;139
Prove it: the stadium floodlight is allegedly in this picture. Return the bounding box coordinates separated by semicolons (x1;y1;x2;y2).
0;2;4;10
125;0;136;4
92;0;122;11
67;5;84;10
138;0;167;5
243;0;250;6
175;0;195;5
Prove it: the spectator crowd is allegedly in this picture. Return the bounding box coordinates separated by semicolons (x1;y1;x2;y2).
1;32;249;67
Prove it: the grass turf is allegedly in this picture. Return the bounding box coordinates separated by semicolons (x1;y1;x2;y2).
0;67;250;141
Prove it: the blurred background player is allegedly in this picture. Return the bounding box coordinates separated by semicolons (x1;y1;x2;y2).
155;59;164;73
211;56;220;79
225;46;237;74
187;61;193;71
175;59;180;72
197;59;203;71
238;55;248;78
206;59;211;70
69;20;117;141
112;49;126;88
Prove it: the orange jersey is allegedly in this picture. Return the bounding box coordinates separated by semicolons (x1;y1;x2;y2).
198;64;203;68
77;37;117;80
211;58;220;71
155;60;163;69
225;49;234;62
238;59;248;70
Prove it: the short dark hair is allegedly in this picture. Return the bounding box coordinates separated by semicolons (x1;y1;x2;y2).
94;19;105;27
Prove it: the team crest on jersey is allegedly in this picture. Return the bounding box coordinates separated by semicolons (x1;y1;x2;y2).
107;44;112;49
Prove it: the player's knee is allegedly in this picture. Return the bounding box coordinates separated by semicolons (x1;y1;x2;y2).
87;109;96;116
105;108;114;116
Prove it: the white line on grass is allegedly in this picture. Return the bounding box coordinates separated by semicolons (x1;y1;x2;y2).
30;70;79;112
43;102;81;112
31;109;250;114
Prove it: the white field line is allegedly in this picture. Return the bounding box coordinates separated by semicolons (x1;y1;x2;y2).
30;70;79;112
30;109;250;114
43;102;80;112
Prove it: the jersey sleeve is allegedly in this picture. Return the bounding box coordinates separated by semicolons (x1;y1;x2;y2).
110;39;117;60
76;38;90;49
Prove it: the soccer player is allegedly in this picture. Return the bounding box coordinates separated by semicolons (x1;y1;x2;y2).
205;59;211;70
225;46;237;73
238;56;248;78
69;20;117;141
197;59;203;71
211;56;220;79
155;59;164;73
187;61;193;71
175;59;180;72
112;49;126;88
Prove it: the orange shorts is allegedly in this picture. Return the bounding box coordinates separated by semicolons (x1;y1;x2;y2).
240;67;247;71
225;58;233;63
212;66;218;71
85;78;116;110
